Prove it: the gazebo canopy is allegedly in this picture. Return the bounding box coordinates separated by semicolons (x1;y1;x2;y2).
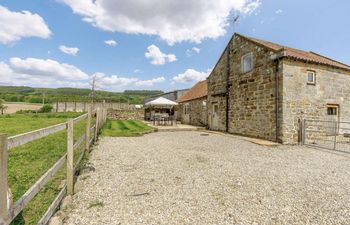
145;97;178;107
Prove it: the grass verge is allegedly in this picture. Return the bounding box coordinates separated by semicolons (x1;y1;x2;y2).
101;119;153;137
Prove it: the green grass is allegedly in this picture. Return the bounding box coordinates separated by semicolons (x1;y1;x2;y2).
0;112;81;136
101;119;153;137
0;113;90;224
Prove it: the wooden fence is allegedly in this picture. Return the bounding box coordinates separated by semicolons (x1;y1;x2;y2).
0;107;108;225
53;101;136;113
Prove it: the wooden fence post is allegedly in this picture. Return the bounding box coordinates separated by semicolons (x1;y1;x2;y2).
74;102;77;112
56;102;59;113
105;109;107;123
67;120;74;195
102;100;106;123
0;134;9;223
64;102;67;113
102;109;104;124
86;108;91;151
94;108;100;143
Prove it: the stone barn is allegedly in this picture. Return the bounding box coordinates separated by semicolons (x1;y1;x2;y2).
207;33;350;144
178;80;208;126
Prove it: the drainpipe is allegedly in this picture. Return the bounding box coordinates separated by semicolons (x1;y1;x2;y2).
225;43;231;133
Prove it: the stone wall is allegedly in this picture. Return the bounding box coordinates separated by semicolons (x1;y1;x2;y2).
53;102;135;112
207;47;229;132
179;97;207;126
281;59;350;144
107;109;144;120
207;35;281;141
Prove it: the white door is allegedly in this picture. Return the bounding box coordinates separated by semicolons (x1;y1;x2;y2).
183;104;190;124
211;103;219;130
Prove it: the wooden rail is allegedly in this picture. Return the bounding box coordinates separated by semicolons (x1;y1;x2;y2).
0;107;108;225
37;183;67;225
73;113;88;124
10;154;67;220
7;123;67;150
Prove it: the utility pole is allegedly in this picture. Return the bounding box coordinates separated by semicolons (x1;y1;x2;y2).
90;75;97;105
42;92;45;105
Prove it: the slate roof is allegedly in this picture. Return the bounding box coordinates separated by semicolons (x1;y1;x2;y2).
177;80;208;103
237;33;350;71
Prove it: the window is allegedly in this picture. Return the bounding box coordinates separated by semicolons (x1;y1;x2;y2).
242;53;253;73
327;105;338;116
307;71;316;84
213;104;219;115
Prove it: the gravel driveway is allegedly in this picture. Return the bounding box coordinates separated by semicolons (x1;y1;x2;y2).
64;131;350;225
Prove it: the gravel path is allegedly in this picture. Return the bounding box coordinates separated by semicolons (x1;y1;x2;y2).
64;131;350;225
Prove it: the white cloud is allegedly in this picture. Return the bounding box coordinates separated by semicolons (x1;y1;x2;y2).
276;9;283;14
191;47;201;54
0;57;165;90
9;57;89;80
134;69;142;73
0;5;51;44
135;77;165;86
145;45;177;65
173;68;211;83
104;39;117;46
0;58;89;87
59;45;79;56
93;72;137;87
186;47;201;57
93;72;165;88
60;0;261;45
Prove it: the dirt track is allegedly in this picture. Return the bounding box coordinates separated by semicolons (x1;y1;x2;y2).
3;103;42;114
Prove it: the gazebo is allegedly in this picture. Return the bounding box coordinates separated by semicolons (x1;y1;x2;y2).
144;97;178;124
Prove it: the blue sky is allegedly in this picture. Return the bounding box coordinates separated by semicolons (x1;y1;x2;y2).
0;0;349;92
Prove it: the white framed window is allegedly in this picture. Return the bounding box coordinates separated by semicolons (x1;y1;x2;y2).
307;71;316;84
242;53;253;73
212;104;219;115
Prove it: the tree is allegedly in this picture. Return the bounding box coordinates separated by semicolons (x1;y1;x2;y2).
0;99;8;115
39;104;53;113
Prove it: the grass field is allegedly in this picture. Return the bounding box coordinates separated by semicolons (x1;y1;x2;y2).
101;120;153;137
0;112;88;224
0;112;81;136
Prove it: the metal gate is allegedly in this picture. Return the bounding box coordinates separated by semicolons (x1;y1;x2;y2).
302;119;350;153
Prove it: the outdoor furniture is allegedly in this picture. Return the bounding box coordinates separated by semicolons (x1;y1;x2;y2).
153;114;174;126
145;97;178;126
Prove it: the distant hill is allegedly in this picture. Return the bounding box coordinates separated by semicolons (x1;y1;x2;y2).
0;86;164;104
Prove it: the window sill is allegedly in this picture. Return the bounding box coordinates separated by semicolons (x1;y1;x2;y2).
241;70;253;75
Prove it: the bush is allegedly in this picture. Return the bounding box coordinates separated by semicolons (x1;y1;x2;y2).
39;104;53;113
16;109;38;114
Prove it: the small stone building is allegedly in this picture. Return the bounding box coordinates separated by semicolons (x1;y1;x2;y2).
178;80;208;126
207;33;350;144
